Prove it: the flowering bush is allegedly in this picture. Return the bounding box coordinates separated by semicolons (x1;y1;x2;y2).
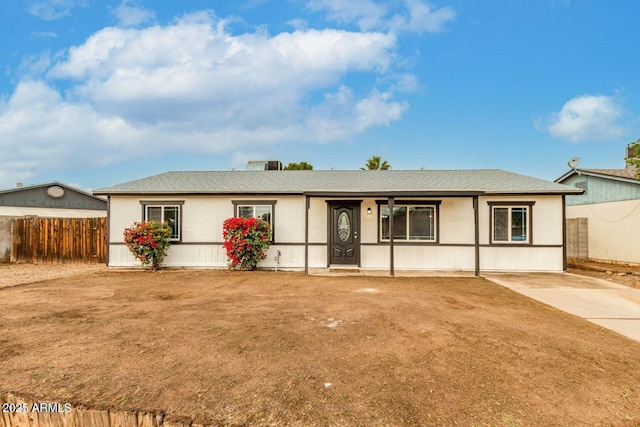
223;217;272;270
123;221;172;270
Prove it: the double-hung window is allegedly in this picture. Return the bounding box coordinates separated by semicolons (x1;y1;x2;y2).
232;200;276;240
489;202;534;244
141;201;183;241
379;201;439;242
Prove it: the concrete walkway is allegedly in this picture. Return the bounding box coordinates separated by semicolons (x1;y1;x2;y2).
308;268;475;277
484;272;640;343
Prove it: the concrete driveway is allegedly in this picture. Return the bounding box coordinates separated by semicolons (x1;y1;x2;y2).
484;272;640;343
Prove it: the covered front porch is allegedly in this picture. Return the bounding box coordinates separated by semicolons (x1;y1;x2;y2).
303;192;486;277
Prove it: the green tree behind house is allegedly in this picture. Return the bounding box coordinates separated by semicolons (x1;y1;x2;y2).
626;138;640;179
284;161;313;170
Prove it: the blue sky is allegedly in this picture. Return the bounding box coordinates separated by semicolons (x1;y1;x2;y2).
1;0;639;191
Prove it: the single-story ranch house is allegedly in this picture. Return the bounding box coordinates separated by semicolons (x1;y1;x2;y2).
94;169;582;275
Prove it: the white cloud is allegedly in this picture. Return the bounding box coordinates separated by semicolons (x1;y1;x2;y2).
391;73;420;93
0;12;410;186
307;0;388;31
308;0;455;33
401;0;456;33
543;94;626;142
355;89;408;129
111;0;155;27
26;0;87;21
17;51;52;77
305;86;408;141
287;18;309;31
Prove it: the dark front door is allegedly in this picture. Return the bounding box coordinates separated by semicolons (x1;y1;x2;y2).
329;202;360;265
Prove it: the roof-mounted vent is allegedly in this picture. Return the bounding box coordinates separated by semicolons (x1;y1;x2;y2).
246;160;283;171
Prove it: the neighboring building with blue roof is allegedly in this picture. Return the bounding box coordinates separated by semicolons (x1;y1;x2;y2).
556;162;640;265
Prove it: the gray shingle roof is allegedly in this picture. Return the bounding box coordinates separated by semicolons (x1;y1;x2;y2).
95;169;581;196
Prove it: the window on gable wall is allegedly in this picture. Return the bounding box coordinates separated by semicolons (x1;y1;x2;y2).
379;202;438;242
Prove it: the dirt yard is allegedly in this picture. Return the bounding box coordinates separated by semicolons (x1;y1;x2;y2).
1;266;639;426
0;263;106;288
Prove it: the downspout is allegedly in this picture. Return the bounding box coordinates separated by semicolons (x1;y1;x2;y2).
562;195;567;272
473;195;479;276
389;196;395;277
304;195;310;275
106;196;111;267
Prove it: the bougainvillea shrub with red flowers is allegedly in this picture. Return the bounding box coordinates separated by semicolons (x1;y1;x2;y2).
223;217;272;270
123;221;172;270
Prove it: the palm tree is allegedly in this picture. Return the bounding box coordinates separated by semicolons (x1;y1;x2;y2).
360;155;391;170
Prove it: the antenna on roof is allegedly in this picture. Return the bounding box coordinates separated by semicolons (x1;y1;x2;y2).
567;157;581;175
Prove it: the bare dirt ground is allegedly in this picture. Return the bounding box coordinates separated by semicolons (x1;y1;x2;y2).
1;266;639;426
0;263;106;289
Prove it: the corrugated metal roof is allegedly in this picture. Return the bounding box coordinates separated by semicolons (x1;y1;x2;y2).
94;169;581;196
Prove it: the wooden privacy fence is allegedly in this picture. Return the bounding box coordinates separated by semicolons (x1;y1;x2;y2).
1;392;174;427
11;217;107;264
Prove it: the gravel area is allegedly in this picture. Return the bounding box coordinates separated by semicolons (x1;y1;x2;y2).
0;263;107;289
568;259;640;289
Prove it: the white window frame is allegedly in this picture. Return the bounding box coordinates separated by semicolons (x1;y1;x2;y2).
236;205;273;226
232;200;277;241
140;201;183;241
489;203;533;244
379;203;438;242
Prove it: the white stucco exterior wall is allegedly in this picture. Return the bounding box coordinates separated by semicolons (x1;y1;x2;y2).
478;195;564;271
107;194;566;272
566;199;640;264
107;195;308;267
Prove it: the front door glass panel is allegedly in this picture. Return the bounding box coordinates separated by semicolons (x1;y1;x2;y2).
338;211;350;242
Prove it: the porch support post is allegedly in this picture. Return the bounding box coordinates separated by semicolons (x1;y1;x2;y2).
562;195;567;272
388;196;395;277
473;195;480;276
305;195;310;275
106;196;111;267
